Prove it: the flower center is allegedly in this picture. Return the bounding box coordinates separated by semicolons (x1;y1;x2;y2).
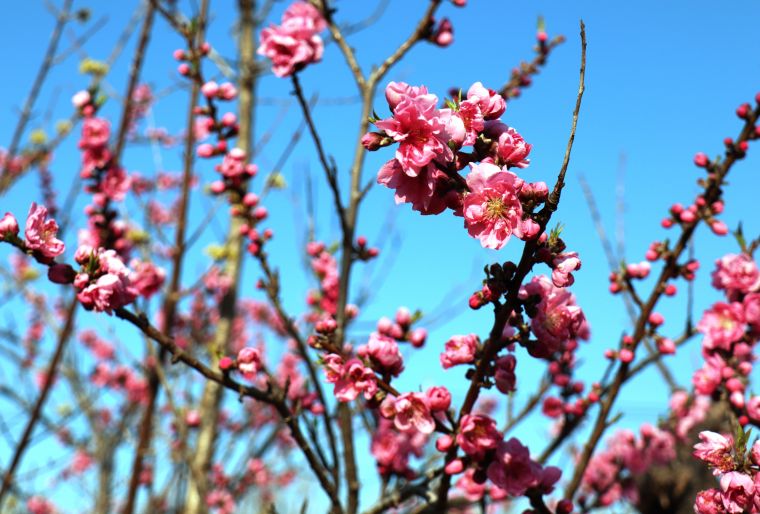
485;197;507;219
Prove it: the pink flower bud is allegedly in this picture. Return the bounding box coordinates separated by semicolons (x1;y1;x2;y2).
210;181;226;194
0;213;19;239
395;307;412;327
253;207;268;220
197;143;215;158
436;435;454;452
243;193;259;207
619;348;634;363
664;284;677;296
221;112;237;127
409;328;427;348
432;18;454;47
173;49;185;60
657;338;675;354
737;103;750;119
444;458;464;475
201;81;219;98
361;132;387;151
693;152;709;167
648;312;664;326
219;356;233;371
178;63;191;76
711;220;729;236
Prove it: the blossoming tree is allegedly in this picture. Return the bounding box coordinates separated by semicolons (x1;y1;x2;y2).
1;1;760;514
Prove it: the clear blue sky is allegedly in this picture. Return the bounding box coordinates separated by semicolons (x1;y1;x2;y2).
2;0;760;511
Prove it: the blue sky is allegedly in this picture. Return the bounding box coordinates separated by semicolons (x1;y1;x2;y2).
2;0;760;511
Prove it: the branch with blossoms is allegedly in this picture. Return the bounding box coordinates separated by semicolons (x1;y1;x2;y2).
6;1;760;514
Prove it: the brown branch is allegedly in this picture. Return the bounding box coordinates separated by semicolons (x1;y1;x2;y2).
434;20;586;510
0;297;77;509
562;100;760;503
0;0;73;192
113;2;156;163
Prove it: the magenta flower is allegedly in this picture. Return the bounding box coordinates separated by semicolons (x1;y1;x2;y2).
376;159;450;215
389;392;435;434
712;253;760;299
486;437;541;497
375;83;453;176
257;2;325;78
694;488;725;514
360;331;404;377
456;413;501;459
79;117;110;150
237;347;262;380
693;431;734;474
440;333;479;369
129;259;166;299
331;357;377;402
720;471;754;513
101;165;132;201
0;212;19;239
24;202;65;258
494;354;517;394
697;302;746;351
462;162;525;250
467;82;506;121
484;121;532;169
551;251;582;287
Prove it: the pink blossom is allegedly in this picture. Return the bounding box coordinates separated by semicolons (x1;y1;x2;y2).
697;302;746;351
360;332;404;376
449;99;484;147
26;496;58;514
24;203;65;258
101;165;131;201
376;159;450;215
747;396;760;422
484;121;532;168
462;162;526;249
79;117;110;150
431;18;453;47
237;347;262;379
425;386;451;412
712;253;760;298
257;2;325;78
388;393;435;434
333;358;377;402
552;252;581;287
494;354;517;394
693;431;734;474
375;83;453;176
129;259;166;298
519;275;589;357
0;212;19;239
370;418;427;477
217;148;248;179
456;413;501;459
720;471;754;513
486;437;541;497
744;292;760;332
467;82;506;120
76;250;137;314
440;333;479;369
694;488;725;514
